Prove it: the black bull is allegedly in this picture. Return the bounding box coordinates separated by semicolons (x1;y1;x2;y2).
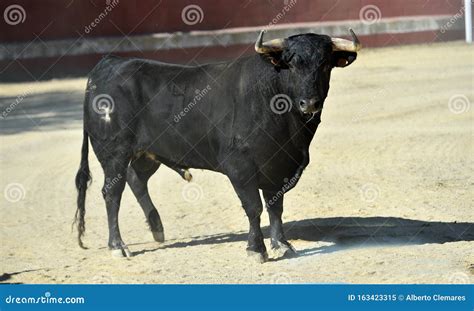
74;30;360;262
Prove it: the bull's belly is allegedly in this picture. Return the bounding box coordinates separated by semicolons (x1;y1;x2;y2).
133;103;228;170
137;133;220;171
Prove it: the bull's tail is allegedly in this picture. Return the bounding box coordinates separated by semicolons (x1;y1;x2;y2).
74;129;91;249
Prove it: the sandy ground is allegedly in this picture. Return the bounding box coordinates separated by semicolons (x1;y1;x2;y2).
0;42;473;284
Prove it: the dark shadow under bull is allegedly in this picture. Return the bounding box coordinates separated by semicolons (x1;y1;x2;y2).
134;217;474;261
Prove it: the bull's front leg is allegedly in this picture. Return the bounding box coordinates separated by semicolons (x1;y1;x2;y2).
228;175;268;263
263;190;296;258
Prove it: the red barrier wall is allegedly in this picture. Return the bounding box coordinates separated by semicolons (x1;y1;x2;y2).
0;0;466;81
0;0;463;42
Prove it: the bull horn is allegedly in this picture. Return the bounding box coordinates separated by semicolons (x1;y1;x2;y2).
255;30;286;54
331;28;362;52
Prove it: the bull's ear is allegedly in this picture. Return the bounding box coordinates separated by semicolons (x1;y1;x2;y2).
266;52;290;70
333;51;357;68
254;31;289;70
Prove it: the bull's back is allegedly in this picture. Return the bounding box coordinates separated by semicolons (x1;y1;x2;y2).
84;55;232;171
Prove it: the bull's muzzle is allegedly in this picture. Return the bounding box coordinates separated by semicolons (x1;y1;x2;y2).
298;98;321;114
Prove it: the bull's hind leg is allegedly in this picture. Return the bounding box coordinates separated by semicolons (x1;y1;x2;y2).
100;157;131;258
126;155;165;242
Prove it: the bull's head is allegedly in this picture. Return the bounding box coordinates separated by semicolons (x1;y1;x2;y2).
255;29;361;115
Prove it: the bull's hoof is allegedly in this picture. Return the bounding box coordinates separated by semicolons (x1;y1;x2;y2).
270;241;296;259
152;231;165;243
111;245;132;258
247;250;269;264
184;170;193;182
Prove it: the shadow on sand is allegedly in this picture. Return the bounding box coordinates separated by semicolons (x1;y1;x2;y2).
0;91;83;135
0;269;45;284
134;217;474;259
